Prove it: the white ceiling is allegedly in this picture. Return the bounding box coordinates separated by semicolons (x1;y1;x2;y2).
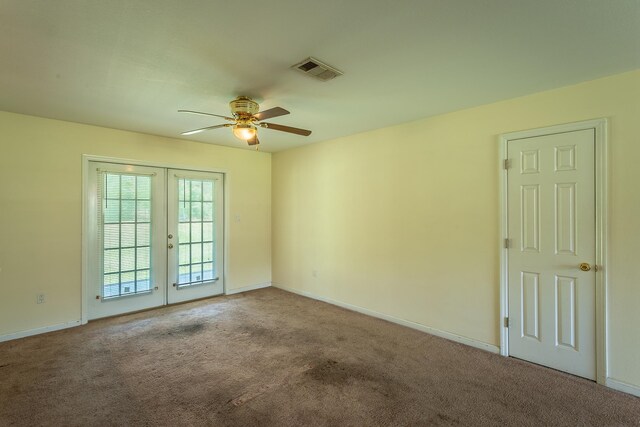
1;1;639;152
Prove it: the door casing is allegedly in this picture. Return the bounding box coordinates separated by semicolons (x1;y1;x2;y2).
499;118;608;385
82;155;229;324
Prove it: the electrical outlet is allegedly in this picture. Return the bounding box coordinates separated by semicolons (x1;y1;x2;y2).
37;294;45;304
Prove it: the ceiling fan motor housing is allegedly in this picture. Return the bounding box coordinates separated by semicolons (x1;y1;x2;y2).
230;96;259;117
180;95;311;144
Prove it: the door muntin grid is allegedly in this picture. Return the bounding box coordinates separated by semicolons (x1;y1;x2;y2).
176;177;217;288
100;172;153;299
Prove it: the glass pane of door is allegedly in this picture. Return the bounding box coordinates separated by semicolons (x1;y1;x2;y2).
102;173;152;298
167;170;224;303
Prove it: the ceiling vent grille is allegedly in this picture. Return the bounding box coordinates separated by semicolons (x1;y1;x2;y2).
292;57;343;82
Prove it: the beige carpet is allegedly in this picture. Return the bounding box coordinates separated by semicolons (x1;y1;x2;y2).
0;288;638;426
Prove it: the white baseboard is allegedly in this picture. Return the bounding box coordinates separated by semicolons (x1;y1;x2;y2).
0;320;82;343
0;284;272;343
226;281;271;295
273;283;500;354
606;378;640;398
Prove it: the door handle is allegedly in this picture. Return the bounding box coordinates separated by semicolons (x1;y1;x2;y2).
579;262;591;272
168;243;174;249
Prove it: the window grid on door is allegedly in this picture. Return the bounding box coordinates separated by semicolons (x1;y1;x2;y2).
100;172;152;298
177;178;216;287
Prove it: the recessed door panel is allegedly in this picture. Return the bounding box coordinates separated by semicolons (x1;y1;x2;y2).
521;185;540;252
555;145;576;171
521;149;540;174
555;183;576;255
521;272;540;340
555;275;577;350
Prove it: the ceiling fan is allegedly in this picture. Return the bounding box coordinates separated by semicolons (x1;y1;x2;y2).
179;96;312;147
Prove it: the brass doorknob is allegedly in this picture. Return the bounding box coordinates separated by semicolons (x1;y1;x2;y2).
579;262;591;272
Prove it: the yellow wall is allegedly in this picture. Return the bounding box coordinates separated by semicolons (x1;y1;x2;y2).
0;112;271;336
272;70;640;387
1;70;638;389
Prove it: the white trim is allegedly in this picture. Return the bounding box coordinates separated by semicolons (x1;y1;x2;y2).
81;154;230;175
273;283;500;354
0;320;81;343
499;141;509;357
223;173;230;295
498;118;609;384
81;156;90;324
593;120;609;385
225;282;271;295
605;378;640;398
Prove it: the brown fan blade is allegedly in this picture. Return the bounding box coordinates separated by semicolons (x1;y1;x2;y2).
181;124;229;136
261;122;312;136
253;107;289;121
178;109;235;121
247;135;260;146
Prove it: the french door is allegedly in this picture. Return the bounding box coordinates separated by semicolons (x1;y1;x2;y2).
167;169;224;303
86;162;224;320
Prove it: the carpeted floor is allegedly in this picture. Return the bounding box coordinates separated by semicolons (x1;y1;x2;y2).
0;288;638;426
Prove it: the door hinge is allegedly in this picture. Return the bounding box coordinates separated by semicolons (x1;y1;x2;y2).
503;159;511;169
504;238;510;249
504;317;509;328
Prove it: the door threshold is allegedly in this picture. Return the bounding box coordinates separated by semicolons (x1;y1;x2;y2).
509;355;596;382
88;293;226;323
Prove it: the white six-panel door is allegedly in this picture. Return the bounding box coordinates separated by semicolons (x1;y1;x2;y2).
507;129;596;380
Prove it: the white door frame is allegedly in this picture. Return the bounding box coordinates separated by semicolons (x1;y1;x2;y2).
499;118;608;385
81;154;230;325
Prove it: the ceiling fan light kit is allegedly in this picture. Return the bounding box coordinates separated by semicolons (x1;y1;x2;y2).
232;124;257;141
179;96;311;148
